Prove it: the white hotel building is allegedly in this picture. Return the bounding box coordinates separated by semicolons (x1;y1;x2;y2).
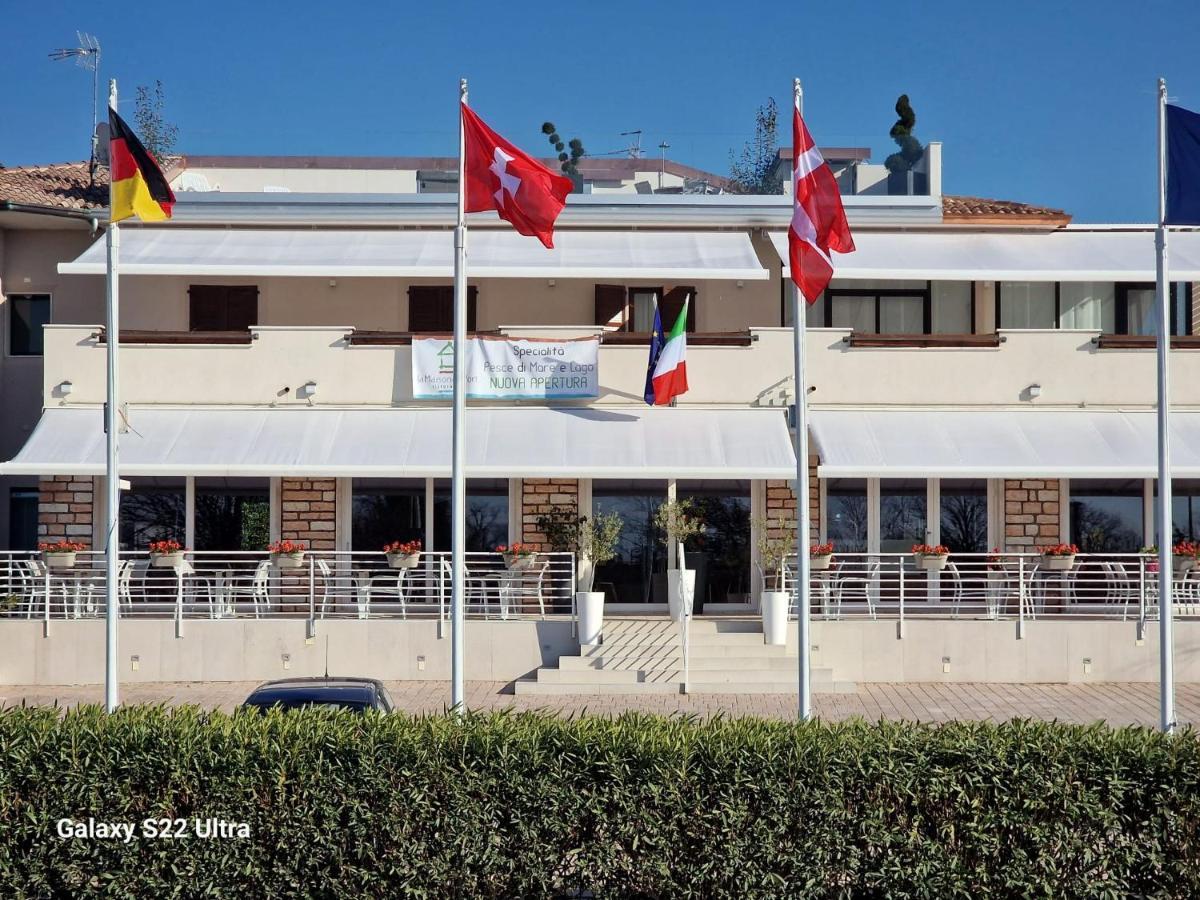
2;143;1200;691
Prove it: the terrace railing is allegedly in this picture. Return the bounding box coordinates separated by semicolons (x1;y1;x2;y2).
0;551;577;635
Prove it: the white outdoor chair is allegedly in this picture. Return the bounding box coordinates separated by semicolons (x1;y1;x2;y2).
1101;560;1135;621
221;560;272;618
834;559;880;620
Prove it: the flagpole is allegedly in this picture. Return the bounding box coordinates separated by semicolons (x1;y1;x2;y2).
103;78;121;714
793;77;813;722
1155;76;1176;734
450;77;469;714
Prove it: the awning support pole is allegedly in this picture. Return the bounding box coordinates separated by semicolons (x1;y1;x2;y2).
450;78;468;715
103;79;121;715
1155;76;1176;734
793;77;813;722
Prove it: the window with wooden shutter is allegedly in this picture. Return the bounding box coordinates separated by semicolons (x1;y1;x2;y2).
594;284;628;331
659;286;697;332
407;286;477;332
188;285;259;332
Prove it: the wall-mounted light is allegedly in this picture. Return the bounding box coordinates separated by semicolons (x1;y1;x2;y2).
547;279;556;287
57;380;73;397
736;279;745;289
299;381;318;400
328;279;337;288
1027;383;1042;399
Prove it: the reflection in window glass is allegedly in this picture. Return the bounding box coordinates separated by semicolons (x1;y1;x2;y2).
8;489;39;551
1059;282;1115;331
825;479;867;553
1124;287;1158;336
592;481;666;604
880;479;927;553
195;479;270;552
932;282;972;334
999;282;1055;329
119;478;185;551
1152;480;1200;544
1070;479;1143;552
939;479;988;553
830;295;874;331
434;479;508;553
679;480;751;604
353;479;424;552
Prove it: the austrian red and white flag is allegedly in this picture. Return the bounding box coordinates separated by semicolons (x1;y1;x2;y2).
462;104;573;249
789;105;855;303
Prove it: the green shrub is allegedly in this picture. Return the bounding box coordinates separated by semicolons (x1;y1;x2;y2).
0;707;1197;897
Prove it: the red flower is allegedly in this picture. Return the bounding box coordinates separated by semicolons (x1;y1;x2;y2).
809;543;835;557
39;540;86;553
384;540;422;555
912;544;949;556
268;540;306;555
148;539;184;555
1041;543;1079;557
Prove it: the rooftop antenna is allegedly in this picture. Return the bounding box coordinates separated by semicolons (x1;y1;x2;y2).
49;32;102;186
658;140;670;190
620;130;643;158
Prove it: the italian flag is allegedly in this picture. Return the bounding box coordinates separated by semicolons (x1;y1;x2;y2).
652;297;689;405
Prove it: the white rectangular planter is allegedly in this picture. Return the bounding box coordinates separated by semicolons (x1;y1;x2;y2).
916;555;949;571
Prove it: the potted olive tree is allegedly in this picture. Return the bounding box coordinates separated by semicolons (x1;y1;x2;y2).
537;508;622;645
755;522;791;646
654;499;704;621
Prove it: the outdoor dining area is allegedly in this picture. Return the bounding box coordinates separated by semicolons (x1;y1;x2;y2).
1;546;577;625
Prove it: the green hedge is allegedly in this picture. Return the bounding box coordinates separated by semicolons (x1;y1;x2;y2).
1;707;1198;898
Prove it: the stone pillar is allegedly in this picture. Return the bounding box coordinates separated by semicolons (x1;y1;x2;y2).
279;478;336;552
38;476;94;547
765;456;820;544
520;478;579;550
1003;479;1061;551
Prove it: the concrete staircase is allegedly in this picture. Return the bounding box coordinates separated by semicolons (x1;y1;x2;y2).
514;616;855;695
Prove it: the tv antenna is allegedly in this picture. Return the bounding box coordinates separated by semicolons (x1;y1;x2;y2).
49;32;102;186
595;130;645;159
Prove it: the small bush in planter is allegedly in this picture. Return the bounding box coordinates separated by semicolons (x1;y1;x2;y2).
383;539;422;569
536;510;622;592
653;499;704;563
753;520;791;590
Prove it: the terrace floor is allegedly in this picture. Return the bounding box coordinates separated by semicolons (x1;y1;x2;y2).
2;681;1198;727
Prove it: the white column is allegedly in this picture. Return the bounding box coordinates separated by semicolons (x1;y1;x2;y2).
184;477;196;551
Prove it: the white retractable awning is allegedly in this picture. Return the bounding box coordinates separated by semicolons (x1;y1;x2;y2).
1;406;795;479
811;408;1200;478
769;229;1200;281
59;229;769;280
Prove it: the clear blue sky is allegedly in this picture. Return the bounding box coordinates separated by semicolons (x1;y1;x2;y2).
3;0;1198;222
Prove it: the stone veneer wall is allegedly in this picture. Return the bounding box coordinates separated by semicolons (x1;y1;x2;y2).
520;479;579;550
764;456;820;544
1003;479;1062;551
280;478;336;552
38;476;93;547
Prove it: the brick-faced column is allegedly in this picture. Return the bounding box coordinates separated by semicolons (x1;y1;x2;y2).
521;478;579;550
765;456;820;544
1003;479;1061;551
280;478;336;552
38;476;93;547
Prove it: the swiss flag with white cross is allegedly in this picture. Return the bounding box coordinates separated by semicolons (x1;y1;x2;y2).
462;104;573;249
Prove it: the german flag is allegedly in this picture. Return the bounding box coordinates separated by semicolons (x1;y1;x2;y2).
108;106;175;223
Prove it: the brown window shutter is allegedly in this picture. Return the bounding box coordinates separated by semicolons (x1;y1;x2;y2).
594;284;628;331
408;286;478;332
188;286;227;331
660;286;697;332
225;286;258;331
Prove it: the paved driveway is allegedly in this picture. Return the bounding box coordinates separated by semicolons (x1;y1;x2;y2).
2;681;1196;727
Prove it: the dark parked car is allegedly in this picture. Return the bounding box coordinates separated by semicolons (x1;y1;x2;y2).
242;677;394;713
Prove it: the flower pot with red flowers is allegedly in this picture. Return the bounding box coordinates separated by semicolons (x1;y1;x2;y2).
913;544;950;571
1041;543;1078;571
1174;540;1200;573
148;539;186;568
809;542;835;571
384;539;422;569
496;543;537;571
39;540;86;569
268;540;307;570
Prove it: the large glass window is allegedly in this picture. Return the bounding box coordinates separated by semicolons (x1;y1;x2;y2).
998;282;1056;329
678;480;751;605
195;479;269;551
1118;283;1192;336
592;480;667;604
353;479;424;552
825;479;867;553
938;479;988;553
8;489;38;550
119;478;186;551
824;279;930;335
1152;479;1200;545
931;281;973;334
1069;479;1143;552
1059;282;1116;331
880;479;927;553
8;294;50;356
433;479;508;552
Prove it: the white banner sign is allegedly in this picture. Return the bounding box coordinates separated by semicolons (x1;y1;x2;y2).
412;337;600;400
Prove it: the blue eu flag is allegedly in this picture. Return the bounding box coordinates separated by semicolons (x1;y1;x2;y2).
1167;104;1200;225
643;303;665;405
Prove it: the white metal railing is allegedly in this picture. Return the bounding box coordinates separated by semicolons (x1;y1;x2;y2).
782;552;1200;629
0;551;576;630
